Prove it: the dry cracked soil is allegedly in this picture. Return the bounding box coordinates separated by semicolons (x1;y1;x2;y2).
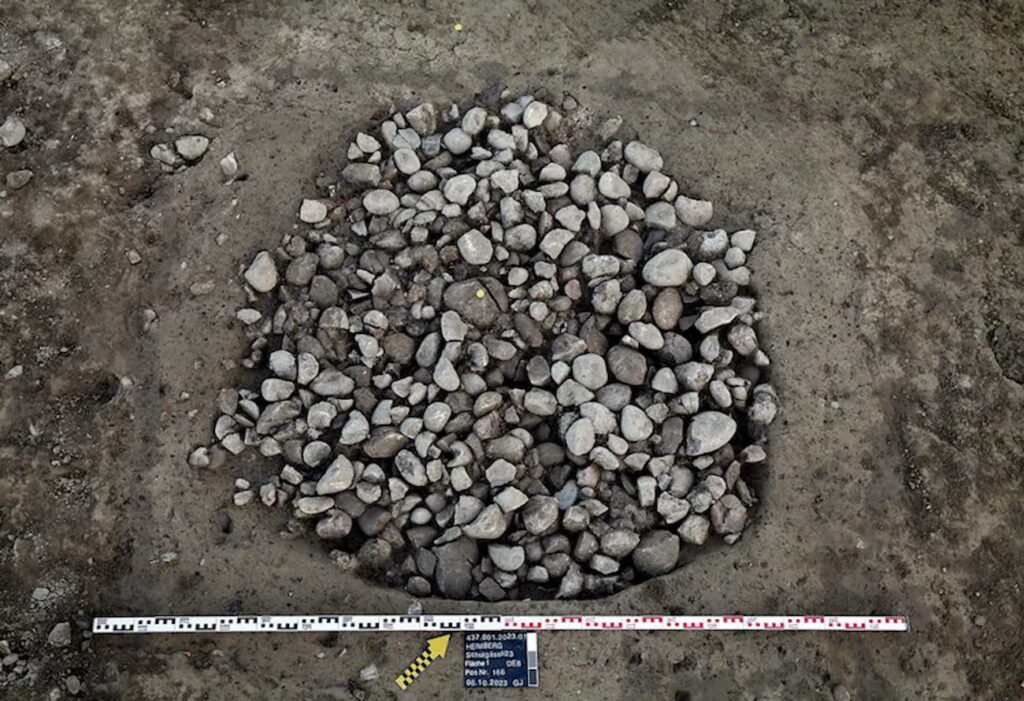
1;1;1022;700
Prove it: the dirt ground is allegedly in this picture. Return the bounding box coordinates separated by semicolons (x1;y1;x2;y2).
1;1;1022;699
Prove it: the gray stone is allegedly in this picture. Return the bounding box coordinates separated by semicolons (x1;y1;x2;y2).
342;162;381;187
244;251;278;292
657;492;691;524
674;195;713;226
505;223;537;251
433;357;460;391
524;388;557;416
443;128;472;155
710;494;748;534
175;134;210;161
696;229;730;261
631;530;679;576
396;449;428;486
606;346;647;386
443;278;505;329
393;148;421;175
620;405;654;442
488;544;526;571
685;411;737;455
310;369;355;397
624;141;663;171
339;410;370;444
485;458;517;487
572;353;608;390
554;480;579;510
1;115;27;148
47;622;72;648
562;505;590;532
522;496;559;534
463;504;507;540
522;101;549;129
645;201;677;229
564;418;596;456
434;538;479;598
676;362;714;391
299;198;328;223
678;514;710;545
363;189;400;215
599;204;629;234
642;249;692;286
598;172;631;199
296;496;335;515
600;528;640;559
695;306;741;333
589;553;620;575
731;229;757;252
444;174;477;204
316;511;353;539
457;229;494;265
423;402;452;432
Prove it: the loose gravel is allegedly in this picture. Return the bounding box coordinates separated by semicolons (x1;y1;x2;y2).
191;92;779;600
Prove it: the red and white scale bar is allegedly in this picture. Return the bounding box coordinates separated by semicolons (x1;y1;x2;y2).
93;614;909;635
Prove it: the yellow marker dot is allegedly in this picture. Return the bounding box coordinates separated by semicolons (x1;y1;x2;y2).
475;289;485;298
453;22;463;32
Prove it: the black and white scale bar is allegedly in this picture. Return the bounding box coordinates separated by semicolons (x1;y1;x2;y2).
93;614;909;635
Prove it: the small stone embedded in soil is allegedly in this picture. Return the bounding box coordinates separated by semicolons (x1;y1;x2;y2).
1;115;27;148
198;93;776;601
174;135;210;161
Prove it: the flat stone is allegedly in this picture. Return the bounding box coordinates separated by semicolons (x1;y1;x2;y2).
695;306;741;333
443;278;506;329
434;538;479;598
296;496;335;515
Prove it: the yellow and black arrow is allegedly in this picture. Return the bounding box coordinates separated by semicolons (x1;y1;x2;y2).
394;634;451;690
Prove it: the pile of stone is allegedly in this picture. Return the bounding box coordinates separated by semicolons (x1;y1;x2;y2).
190;93;778;600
